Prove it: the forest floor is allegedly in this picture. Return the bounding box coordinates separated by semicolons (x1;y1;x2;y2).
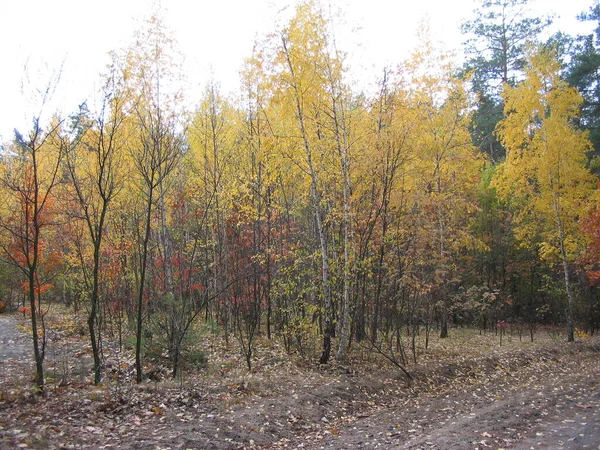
1;310;599;449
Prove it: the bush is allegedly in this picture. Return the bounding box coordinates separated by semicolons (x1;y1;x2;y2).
182;348;208;368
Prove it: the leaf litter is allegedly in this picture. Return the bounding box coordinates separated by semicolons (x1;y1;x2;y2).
1;311;599;449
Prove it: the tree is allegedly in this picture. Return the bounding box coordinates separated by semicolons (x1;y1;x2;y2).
240;45;277;341
404;43;481;339
567;2;600;156
0;111;65;390
187;81;237;345
273;0;339;364
358;67;414;345
120;10;184;382
581;204;600;334
63;67;127;385
323;32;355;363
494;48;597;342
461;0;552;160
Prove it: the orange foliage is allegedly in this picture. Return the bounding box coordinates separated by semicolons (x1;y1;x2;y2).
17;305;31;316
21;282;54;296
17;300;39;317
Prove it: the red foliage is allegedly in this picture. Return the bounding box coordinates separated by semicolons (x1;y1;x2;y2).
497;320;509;329
189;283;204;292
581;209;600;286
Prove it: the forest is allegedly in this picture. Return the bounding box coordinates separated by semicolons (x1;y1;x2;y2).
1;0;600;398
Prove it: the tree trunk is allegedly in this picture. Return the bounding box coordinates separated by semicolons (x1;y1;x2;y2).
89;238;103;385
30;151;46;391
554;196;575;342
28;271;44;390
440;296;449;339
332;78;352;362
136;186;154;383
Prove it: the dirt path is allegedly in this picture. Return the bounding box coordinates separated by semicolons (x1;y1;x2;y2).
0;315;31;362
271;346;600;449
0;314;34;398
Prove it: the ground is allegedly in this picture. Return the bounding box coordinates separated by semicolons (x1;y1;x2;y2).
1;311;599;449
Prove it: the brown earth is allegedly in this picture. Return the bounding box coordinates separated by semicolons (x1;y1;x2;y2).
1;312;599;449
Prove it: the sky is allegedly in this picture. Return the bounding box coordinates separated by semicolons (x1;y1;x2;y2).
0;0;596;144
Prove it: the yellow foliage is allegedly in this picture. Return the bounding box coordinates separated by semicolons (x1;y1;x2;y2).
494;47;597;263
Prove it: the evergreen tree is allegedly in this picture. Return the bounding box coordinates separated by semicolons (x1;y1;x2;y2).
461;0;552;161
567;2;600;158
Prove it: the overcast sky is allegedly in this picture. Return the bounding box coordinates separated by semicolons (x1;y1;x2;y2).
0;0;595;144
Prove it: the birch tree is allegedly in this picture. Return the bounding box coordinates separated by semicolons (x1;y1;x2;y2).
494;48;597;342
